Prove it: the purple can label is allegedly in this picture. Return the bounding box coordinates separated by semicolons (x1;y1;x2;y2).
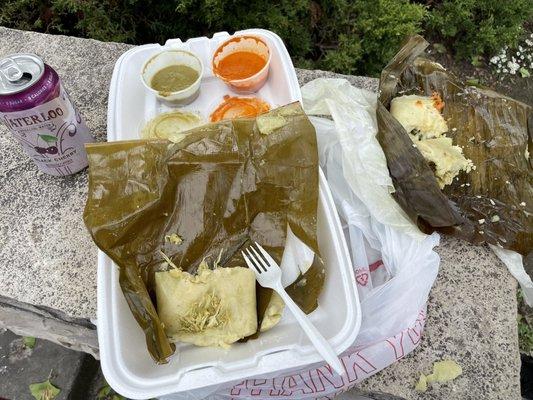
0;84;94;176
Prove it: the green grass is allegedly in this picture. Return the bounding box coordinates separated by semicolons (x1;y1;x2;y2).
518;290;533;355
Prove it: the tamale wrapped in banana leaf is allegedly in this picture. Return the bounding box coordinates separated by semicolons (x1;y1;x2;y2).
83;102;325;363
376;35;532;271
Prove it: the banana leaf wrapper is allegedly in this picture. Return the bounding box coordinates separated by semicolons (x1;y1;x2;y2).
377;35;532;267
83;102;324;363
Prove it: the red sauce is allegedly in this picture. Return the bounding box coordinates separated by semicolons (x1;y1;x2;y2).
216;52;266;80
210;95;270;122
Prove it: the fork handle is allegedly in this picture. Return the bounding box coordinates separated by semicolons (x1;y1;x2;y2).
274;284;344;376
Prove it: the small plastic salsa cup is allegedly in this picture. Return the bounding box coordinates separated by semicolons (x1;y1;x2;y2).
141;50;203;105
212;35;271;93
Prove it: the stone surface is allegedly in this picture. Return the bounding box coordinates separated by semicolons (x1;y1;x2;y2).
0;329;99;400
0;27;521;399
0;27;132;319
356;237;520;400
0;295;98;358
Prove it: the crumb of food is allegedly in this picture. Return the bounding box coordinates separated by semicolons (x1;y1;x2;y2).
415;360;462;392
466;183;470;186
520;202;526;207
506;181;510;184
490;199;496;206
165;233;183;245
426;360;463;383
478;219;485;224
452;128;457;132
296;278;308;287
476;195;482;199
460;184;465;187
491;215;500;223
479;230;484;234
412;144;417;148
415;374;428;392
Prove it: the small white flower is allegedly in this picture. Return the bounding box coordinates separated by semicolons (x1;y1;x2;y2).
490;56;499;64
521;55;525;60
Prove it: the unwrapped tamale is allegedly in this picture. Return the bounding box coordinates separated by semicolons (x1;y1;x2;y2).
376;35;532;270
83;102;325;363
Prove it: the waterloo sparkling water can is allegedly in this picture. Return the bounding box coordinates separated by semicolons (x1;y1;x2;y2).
0;53;94;176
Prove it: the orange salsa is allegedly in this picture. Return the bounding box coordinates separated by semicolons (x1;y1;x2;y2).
216;52;266;80
210;95;270;122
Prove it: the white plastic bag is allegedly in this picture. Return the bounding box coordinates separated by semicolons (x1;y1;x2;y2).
162;79;440;400
303;79;440;349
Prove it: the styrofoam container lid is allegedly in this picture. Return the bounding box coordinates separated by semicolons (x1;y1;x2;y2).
100;28;361;399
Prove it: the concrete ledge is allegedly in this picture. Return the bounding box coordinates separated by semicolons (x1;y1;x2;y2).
0;295;98;358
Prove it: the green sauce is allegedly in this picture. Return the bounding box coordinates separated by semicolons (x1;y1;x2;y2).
150;65;199;92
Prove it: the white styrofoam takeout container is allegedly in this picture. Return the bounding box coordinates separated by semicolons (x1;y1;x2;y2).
100;28;361;399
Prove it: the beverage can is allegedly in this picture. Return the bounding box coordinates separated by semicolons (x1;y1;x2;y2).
0;53;94;176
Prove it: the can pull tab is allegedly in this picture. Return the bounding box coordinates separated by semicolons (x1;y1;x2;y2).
0;58;24;82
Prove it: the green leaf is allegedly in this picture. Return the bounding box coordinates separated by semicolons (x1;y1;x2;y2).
29;380;60;400
111;395;125;400
38;134;58;143
23;336;36;349
433;43;447;54
519;67;530;78
97;385;111;399
471;55;483;67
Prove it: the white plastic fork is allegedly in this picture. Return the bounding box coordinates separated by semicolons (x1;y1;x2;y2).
242;242;344;376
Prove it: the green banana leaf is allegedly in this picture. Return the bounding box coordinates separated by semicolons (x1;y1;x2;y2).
83;102;324;363
377;35;532;270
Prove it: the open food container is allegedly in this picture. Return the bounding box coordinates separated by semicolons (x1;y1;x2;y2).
98;29;361;399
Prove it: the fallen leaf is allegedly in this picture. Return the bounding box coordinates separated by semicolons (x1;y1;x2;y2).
97;384;125;400
29;380;60;400
466;78;479;86
23;337;36;349
97;385;111;399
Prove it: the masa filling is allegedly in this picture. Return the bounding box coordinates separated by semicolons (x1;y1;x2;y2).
390;94;473;188
155;262;257;348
